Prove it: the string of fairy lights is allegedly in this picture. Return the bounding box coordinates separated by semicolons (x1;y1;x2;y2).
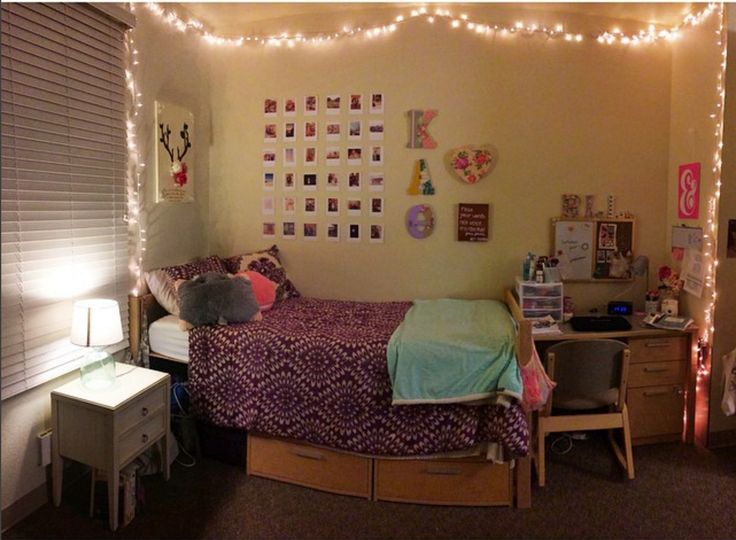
125;3;728;385
142;1;719;48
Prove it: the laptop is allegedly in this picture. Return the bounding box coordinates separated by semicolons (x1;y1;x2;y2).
569;315;632;332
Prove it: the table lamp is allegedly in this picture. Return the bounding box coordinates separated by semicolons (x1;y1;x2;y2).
71;299;123;389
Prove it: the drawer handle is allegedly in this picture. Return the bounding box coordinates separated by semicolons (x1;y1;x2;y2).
141;434;149;444
141;407;149;417
424;466;462;476
645;342;671;348
643;367;670;373
291;448;324;461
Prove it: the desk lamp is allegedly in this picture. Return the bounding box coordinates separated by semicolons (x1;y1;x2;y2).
71;299;123;389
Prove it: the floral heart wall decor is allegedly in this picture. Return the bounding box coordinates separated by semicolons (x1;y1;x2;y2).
446;145;498;184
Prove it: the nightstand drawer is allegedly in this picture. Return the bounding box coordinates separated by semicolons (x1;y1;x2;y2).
628;385;684;439
118;411;165;465
628;361;686;388
118;384;167;435
629;337;687;363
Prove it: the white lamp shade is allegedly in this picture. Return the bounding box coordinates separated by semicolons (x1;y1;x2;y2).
70;299;124;347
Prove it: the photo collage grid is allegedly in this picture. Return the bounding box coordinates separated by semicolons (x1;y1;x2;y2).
262;93;386;243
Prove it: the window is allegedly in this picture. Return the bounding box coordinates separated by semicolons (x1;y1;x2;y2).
1;3;132;398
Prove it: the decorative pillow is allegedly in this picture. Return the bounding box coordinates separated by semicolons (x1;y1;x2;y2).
178;272;260;328
236;271;277;311
145;255;228;316
223;245;299;302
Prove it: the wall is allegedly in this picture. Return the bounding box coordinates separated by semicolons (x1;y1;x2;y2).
667;6;735;441
710;9;736;436
205;5;672;311
0;6;213;518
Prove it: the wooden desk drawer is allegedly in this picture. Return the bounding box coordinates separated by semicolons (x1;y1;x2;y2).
628;385;684;440
118;411;165;465
629;337;687;363
374;458;511;506
118;384;167;435
247;435;371;498
628;361;686;388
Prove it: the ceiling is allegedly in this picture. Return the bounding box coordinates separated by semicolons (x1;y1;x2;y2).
180;2;696;36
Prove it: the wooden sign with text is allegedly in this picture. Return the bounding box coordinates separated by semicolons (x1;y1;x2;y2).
457;203;490;242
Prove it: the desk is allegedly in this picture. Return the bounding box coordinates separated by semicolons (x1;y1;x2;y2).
534;317;697;446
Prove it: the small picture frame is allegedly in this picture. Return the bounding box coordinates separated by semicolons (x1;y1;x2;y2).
284;97;297;116
304;196;317;215
304;121;317;141
348;120;362;140
349;94;362;114
283;172;295;191
326;172;340;191
347;147;362;165
368;120;384;140
347;198;362;216
368;173;384;192
282;221;296;240
304;146;317;166
263;149;276;167
282;196;296;215
261;196;274;215
326;94;341;115
325;147;340;166
369;223;384;243
326;196;340;216
348;171;361;191
369;145;383;166
348;223;361;241
263;171;275;191
303;173;317;191
262;222;276;238
264;98;277;117
283;147;295;167
303;223;318;240
370;197;384;216
304;95;318;116
327;223;340;242
283;122;296;141
326;122;341;141
264;123;277;143
370;93;384;114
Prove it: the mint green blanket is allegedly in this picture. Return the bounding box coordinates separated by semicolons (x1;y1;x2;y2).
387;299;522;405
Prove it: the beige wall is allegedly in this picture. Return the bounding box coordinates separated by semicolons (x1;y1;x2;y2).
206;5;672;310
667;6;736;437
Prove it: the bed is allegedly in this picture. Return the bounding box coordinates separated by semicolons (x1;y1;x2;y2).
130;269;533;507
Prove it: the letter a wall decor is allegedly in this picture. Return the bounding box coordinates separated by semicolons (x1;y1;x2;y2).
156;101;194;203
406;109;438;149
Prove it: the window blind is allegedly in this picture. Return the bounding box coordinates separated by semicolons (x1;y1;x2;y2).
1;3;130;399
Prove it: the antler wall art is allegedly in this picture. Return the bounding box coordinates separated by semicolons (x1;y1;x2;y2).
155;101;194;203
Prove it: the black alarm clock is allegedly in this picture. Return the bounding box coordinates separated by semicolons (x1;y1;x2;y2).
607;301;633;316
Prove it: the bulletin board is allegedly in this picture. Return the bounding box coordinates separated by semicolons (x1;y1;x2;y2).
553;218;635;281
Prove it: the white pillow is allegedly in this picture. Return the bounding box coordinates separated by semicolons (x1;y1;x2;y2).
144;269;180;316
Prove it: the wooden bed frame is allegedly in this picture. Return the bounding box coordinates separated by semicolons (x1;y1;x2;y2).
129;290;533;508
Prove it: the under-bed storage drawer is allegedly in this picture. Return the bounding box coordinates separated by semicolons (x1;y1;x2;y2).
373;458;511;506
246;434;372;498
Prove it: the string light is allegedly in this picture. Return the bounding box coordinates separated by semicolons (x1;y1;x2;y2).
143;2;719;49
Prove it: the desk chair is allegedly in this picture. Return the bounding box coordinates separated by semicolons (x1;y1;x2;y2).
536;339;635;486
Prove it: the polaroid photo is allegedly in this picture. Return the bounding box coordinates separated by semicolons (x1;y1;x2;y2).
304;197;317;215
263;171;275;190
370;145;383;166
369;223;384;243
326;172;340;192
370;93;384;114
370;197;384;216
348;120;362;140
304;95;318;116
326;95;341;115
347;147;362;165
326;223;340;242
325;147;340;166
262;222;276;238
368;120;384;141
349;94;362;114
284;97;297;117
264;123;277;143
347;198;362;216
282;196;296;215
303;223;318;240
282;221;296;240
304;121;317;141
264;98;277;117
263;149;276;167
283;122;296;141
368;172;384;192
303;173;317;191
326;197;339;216
326;122;341;141
304;146;317;166
283;147;296;167
283;172;296;191
348;171;361;192
348;223;361;242
262;196;275;215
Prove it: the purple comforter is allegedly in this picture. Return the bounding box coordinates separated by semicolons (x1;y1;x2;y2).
188;298;529;457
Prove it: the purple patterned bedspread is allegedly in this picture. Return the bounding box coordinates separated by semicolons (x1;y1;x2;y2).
188;298;529;458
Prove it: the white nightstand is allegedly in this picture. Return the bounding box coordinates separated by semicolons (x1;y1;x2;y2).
51;363;170;531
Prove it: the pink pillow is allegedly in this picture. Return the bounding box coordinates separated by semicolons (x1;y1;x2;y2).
236;271;277;311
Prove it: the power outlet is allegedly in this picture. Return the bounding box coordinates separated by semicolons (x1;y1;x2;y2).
37;429;52;467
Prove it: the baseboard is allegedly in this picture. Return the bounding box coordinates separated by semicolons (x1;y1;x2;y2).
708;429;736;448
1;482;48;533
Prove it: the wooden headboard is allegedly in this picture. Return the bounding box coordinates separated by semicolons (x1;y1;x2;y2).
129;293;168;359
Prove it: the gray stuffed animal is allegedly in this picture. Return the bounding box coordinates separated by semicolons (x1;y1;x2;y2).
178;272;261;328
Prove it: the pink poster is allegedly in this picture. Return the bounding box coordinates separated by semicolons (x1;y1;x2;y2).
678;162;700;219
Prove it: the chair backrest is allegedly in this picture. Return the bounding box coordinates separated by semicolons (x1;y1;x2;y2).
546;339;629;411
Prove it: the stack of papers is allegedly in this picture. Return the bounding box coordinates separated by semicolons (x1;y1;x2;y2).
530;315;562;335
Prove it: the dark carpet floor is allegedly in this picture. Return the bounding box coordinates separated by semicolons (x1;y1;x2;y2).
5;434;735;540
